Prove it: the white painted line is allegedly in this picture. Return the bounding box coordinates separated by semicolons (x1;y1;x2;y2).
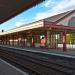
0;58;29;75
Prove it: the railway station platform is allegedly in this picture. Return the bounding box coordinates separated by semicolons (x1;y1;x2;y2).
1;45;75;57
0;45;75;75
0;58;29;75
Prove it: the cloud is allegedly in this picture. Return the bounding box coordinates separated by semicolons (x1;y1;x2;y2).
42;0;57;8
52;0;75;11
35;0;75;21
15;19;28;27
42;0;53;7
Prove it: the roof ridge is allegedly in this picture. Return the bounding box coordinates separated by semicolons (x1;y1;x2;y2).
55;9;75;23
44;9;75;23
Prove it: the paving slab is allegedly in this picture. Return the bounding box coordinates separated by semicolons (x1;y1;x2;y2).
0;59;29;75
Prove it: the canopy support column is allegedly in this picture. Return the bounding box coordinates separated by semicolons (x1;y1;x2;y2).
63;30;67;51
46;30;50;48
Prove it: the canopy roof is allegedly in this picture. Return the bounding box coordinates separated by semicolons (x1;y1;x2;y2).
0;0;44;24
0;9;75;35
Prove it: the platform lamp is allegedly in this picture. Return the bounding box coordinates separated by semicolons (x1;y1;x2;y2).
1;29;4;32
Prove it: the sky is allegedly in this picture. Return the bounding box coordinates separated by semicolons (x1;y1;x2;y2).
0;0;75;31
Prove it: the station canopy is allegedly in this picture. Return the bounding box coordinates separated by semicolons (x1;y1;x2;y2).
0;0;44;24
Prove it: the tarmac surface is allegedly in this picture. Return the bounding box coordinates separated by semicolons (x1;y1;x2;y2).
0;58;29;75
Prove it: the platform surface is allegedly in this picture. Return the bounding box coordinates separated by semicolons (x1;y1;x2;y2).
1;45;75;58
0;59;29;75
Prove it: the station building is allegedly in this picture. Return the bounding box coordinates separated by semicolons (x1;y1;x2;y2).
0;9;75;51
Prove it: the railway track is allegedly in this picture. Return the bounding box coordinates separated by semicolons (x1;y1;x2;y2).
0;46;75;75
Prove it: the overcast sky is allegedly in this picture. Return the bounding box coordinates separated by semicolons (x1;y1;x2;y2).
0;0;75;31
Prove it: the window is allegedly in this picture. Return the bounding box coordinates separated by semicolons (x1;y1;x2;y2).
68;17;75;26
